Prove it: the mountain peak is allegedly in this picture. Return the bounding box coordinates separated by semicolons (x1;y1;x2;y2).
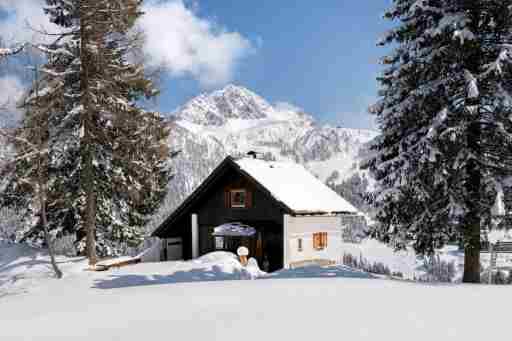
214;83;253;96
175;85;279;126
164;86;377;216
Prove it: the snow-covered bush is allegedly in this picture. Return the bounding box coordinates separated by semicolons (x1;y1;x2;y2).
342;253;391;276
494;271;508;285
342;223;367;244
340;214;369;244
53;235;77;257
0;207;22;243
481;269;511;285
392;271;404;278
419;255;456;283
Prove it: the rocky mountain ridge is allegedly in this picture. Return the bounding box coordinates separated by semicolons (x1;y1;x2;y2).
149;85;378;230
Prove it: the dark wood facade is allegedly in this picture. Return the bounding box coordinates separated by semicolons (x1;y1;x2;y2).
153;157;291;271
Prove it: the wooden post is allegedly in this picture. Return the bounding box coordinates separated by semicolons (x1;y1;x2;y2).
489;242;495;285
191;214;199;259
283;214;290;269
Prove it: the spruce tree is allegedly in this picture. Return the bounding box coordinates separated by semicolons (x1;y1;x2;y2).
80;0;170;263
0;0;80;247
1;0;171;265
369;0;512;282
0;63;64;278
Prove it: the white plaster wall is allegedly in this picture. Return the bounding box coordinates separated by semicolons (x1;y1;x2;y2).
285;215;343;267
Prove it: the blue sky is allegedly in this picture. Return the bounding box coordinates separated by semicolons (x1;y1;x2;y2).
153;1;392;130
0;1;392;130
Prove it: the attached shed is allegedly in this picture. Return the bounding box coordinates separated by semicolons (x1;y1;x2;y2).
152;156;362;271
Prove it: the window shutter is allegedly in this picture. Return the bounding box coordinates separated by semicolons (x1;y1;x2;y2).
224;190;231;208
246;189;253;208
322;233;328;248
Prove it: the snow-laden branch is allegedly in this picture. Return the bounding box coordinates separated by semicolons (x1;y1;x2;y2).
0;128;38;151
0;44;26;58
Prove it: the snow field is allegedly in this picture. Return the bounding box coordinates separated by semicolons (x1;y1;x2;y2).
2;241;512;340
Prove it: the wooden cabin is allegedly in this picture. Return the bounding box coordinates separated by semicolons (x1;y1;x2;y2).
152;155;362;271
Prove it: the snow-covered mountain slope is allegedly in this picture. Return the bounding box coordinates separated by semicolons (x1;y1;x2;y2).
158;85;377;224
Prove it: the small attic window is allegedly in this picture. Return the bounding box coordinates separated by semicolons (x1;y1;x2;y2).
230;189;247;208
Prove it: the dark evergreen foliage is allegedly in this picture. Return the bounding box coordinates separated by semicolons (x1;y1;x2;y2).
0;0;173;258
368;0;512;282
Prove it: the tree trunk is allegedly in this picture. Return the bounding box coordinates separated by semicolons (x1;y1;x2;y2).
462;121;481;283
462;219;480;283
84;174;97;266
82;111;97;266
34;65;62;279
80;12;97;267
40;192;63;279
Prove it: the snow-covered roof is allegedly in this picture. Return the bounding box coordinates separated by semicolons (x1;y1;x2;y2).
212;223;257;237
235;158;358;214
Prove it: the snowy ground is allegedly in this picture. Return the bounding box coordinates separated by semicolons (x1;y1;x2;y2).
1;241;511;340
342;239;512;281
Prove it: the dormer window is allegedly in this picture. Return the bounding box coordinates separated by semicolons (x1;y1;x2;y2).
230;189;247;208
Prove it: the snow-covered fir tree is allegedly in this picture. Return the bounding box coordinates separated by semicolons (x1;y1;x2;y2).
368;0;512;282
0;61;64;277
1;0;81;250
0;0;171;263
79;0;171;263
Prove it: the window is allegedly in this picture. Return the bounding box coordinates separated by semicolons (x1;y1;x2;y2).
215;236;224;250
230;189;247;208
297;238;303;252
313;232;328;250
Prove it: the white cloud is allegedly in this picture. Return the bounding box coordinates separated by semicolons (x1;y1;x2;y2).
0;0;58;45
0;75;25;126
140;0;254;88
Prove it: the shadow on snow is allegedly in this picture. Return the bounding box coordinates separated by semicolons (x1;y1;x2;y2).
93;265;248;289
265;265;373;280
92;264;372;290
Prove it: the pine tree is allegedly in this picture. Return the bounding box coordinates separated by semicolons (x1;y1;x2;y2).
369;0;512;282
80;0;170;264
1;0;171;265
0;64;63;278
1;0;81;248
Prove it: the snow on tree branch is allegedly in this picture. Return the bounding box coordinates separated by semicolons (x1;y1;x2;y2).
0;44;26;59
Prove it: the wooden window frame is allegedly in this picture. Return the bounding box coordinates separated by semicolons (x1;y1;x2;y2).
230;189;247;208
313;232;328;250
214;236;225;250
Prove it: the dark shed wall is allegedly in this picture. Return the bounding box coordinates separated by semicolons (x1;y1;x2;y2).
194;169;285;265
193;168;284;226
159;167;286;262
165;215;192;260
